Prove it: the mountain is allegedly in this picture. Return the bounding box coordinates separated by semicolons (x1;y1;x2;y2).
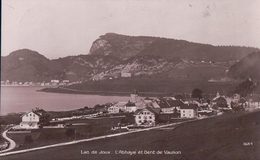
89;33;259;61
1;49;120;82
228;52;260;80
1;49;61;82
1;33;259;83
52;55;120;81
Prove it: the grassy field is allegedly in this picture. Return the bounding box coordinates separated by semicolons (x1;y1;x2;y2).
7;117;124;151
3;111;260;160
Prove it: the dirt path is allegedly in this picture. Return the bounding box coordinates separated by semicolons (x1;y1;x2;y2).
0;129;16;153
0;121;189;157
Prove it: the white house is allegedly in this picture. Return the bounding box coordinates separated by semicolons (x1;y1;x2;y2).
134;107;158;126
121;72;131;78
126;106;138;113
108;106;120;114
130;93;140;103
248;97;260;108
20;111;41;129
51;80;60;83
180;104;198;118
112;102;128;112
125;101;138;113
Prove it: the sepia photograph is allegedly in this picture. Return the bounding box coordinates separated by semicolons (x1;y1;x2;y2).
1;0;260;159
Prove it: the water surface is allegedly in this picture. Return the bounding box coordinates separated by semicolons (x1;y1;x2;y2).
1;86;129;115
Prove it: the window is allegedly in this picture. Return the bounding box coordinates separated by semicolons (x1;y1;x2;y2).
138;116;141;119
139;120;142;123
149;116;152;119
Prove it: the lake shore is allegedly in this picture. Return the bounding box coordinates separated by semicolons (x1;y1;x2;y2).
1;87;130;115
39;87;173;97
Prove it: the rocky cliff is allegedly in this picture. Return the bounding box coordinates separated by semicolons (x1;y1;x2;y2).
2;33;259;82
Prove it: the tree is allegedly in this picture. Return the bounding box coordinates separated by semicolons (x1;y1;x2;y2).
216;97;228;108
191;88;203;99
120;113;135;125
33;108;51;126
233;78;258;97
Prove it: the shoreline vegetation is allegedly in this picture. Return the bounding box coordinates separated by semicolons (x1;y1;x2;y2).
38;78;242;97
39;87;175;97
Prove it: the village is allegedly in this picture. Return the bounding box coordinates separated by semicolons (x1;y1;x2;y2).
1;89;260;152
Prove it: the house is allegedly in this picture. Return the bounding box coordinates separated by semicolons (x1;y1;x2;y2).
121;72;131;78
145;101;161;109
180;104;198;118
20;111;41;129
130;93;140;103
166;99;184;112
158;98;183;114
125;101;138;113
135;99;147;109
247;95;260;109
110;101;128;113
107;105;120;114
134;107;159;126
212;96;229;109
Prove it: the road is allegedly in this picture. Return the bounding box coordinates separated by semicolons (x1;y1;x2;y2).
0;121;189;157
0;129;16;153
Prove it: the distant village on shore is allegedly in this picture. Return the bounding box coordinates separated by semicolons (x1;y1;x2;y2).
1;78;260;152
13;89;260;130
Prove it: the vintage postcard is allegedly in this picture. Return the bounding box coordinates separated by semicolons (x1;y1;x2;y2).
1;0;259;159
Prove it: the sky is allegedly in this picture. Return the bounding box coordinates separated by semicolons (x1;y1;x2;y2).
2;0;260;59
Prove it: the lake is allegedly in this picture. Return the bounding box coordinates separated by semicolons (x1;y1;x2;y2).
0;86;130;115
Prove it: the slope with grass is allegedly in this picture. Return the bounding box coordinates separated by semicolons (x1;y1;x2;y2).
3;111;260;160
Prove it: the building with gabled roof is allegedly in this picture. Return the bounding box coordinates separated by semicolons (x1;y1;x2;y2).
134;107;159;126
158;98;183;114
20;111;41;129
180;104;198;118
125;101;138;113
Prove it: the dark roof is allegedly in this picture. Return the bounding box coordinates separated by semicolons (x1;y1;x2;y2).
158;98;184;108
22;111;42;117
180;104;198;110
239;97;247;103
167;99;184;106
158;102;170;108
212;96;227;102
147;107;161;114
134;107;160;115
126;101;136;107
